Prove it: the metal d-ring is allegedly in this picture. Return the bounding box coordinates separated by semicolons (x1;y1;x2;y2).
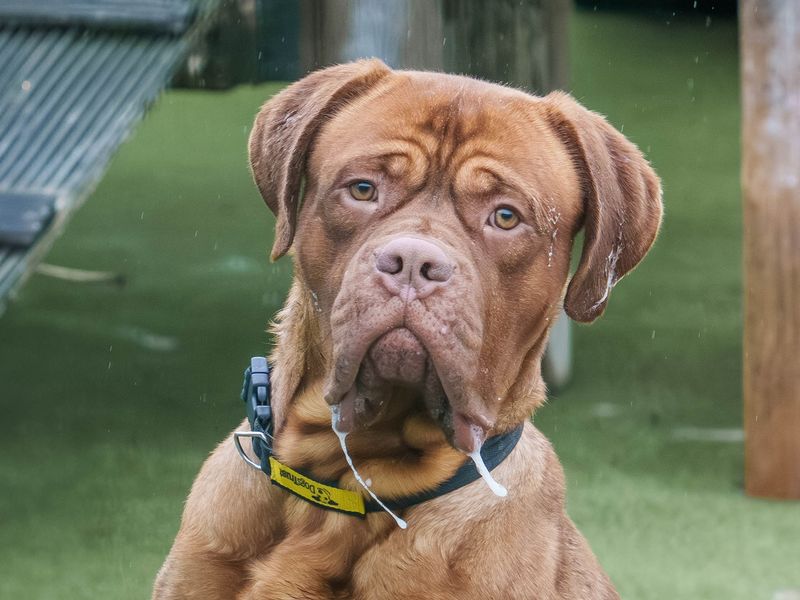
233;430;270;471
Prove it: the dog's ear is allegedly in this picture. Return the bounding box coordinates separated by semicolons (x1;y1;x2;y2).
249;59;392;260
543;92;663;323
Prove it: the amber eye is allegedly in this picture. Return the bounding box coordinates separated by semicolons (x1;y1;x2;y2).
492;207;520;230
348;181;376;202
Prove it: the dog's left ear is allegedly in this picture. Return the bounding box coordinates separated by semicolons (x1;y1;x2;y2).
249;59;392;261
543;92;663;323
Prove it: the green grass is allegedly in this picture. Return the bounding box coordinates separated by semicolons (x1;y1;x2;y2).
0;9;797;599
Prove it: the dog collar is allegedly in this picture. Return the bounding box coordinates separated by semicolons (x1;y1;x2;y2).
233;357;523;519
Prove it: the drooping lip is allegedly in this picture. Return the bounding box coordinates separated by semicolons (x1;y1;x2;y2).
419;361;493;453
323;299;494;451
322;297;405;407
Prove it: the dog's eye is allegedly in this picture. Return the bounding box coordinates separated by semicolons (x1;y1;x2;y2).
491;207;520;230
349;181;376;202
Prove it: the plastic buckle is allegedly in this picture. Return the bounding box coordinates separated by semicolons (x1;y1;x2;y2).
242;356;272;432
235;357;274;472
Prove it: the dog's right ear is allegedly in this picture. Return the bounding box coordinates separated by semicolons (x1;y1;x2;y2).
248;59;391;261
542;92;663;323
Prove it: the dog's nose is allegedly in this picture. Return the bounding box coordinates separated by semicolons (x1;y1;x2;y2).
375;236;453;300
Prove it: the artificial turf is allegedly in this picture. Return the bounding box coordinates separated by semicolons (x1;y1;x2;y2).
1;8;797;599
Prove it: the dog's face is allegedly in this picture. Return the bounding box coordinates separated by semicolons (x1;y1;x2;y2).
249;60;662;454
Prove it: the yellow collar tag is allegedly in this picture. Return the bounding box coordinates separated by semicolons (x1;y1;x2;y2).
268;456;366;516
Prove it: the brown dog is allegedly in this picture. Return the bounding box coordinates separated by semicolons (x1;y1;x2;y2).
153;59;662;599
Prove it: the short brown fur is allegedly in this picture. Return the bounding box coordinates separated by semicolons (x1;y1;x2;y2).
154;59;662;599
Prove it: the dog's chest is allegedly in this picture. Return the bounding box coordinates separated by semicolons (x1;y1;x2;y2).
348;541;459;599
251;503;490;599
337;508;502;600
346;523;516;600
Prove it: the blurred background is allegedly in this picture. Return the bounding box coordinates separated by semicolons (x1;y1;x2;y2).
0;0;798;598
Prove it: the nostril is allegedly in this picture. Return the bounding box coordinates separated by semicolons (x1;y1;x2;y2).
376;251;403;275
420;262;431;280
375;237;454;292
421;261;453;283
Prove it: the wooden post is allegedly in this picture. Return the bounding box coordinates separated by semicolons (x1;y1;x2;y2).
442;0;569;94
299;0;444;71
741;0;800;499
299;0;569;91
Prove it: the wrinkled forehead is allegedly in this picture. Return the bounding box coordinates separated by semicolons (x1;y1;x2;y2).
309;72;580;202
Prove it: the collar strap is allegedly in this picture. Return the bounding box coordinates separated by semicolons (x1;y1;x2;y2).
233;357;523;518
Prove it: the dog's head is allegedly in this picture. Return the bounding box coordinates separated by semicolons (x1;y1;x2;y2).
249;60;661;454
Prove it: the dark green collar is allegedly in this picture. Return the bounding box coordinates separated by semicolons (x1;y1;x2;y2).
233;357;523;517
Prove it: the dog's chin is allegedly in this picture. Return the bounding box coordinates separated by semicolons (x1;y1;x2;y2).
327;324;492;454
333;328;431;433
366;328;428;385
